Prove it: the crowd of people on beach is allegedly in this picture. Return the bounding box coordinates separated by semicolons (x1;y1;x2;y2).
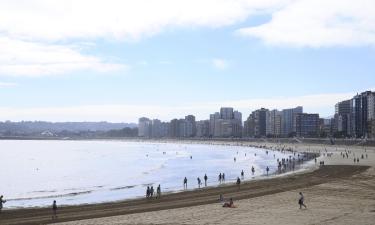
140;143;318;201
146;184;161;199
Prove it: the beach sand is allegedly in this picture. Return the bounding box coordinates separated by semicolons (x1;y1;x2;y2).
1;141;374;225
56;167;375;225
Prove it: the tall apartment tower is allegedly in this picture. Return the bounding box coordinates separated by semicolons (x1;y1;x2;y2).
351;91;375;138
281;106;303;137
138;117;151;137
334;100;351;136
294;113;320;137
268;109;282;137
220;107;234;119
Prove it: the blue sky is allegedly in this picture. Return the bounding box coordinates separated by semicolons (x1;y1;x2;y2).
0;0;374;122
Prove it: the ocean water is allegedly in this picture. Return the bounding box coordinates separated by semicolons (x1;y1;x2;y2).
0;140;297;209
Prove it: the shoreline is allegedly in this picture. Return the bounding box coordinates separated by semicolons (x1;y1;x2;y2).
1;140;374;225
2;141;317;210
0;165;368;225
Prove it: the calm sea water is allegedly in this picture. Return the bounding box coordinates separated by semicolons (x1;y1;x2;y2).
0;140;298;209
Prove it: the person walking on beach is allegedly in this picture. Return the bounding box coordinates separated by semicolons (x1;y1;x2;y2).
236;177;241;190
184;177;188;189
241;170;244;179
156;184;161;199
266;166;269;176
251;166;255;175
0;195;6;213
150;186;154;198
298;192;307;209
146;186;150;198
52;200;57;219
197;177;202;188
218;173;222;183
222;173;225;182
204;174;208;186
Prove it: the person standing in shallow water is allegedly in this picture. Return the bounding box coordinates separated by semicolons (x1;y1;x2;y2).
52;200;57;220
298;192;307;209
184;177;188;189
146;186;150;198
150;186;154;198
0;195;6;213
204;174;208;186
266;166;269;176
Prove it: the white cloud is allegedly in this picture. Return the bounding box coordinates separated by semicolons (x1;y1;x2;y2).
0;37;126;77
0;90;366;122
0;0;286;77
237;0;375;47
0;0;286;42
1;0;374;77
1;0;368;48
212;58;230;70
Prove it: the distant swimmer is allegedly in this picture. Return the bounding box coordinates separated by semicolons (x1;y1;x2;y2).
298;192;307;209
52;200;57;219
0;195;6;213
204;174;208;186
234;157;236;162
190;156;192;159
184;177;188;189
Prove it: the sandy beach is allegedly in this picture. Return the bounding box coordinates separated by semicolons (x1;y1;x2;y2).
1;141;374;225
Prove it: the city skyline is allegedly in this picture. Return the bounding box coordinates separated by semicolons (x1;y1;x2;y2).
1;1;375;122
138;89;375;139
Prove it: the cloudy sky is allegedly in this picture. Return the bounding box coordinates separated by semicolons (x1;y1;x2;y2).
0;0;375;122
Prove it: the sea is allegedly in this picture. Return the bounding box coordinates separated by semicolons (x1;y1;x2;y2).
0;140;303;208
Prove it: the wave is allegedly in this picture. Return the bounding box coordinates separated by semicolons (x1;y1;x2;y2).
7;190;93;201
110;185;136;191
30;190;57;194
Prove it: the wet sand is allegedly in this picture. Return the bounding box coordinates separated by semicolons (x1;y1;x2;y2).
56;166;375;225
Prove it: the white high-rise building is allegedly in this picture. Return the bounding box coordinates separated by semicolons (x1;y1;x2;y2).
210;107;242;137
267;109;282;137
368;93;375;121
138;117;151;137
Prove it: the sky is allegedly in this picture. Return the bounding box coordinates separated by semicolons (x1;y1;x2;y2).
0;0;375;123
